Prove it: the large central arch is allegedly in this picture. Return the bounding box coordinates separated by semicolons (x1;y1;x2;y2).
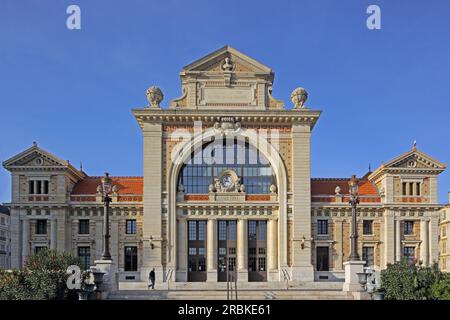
166;126;289;281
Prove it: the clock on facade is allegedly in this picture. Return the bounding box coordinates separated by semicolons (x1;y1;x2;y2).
220;174;234;190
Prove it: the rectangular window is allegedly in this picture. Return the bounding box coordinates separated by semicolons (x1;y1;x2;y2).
404;221;414;235
403;246;415;263
257;221;266;241
124;246;138;271
36;180;42;194
78;247;91;270
188;221;197;240
78;220;89;235
363;220;373;235
126;219;137;234
402;182;407;196
248;221;257;241
28;181;34;194
198;221;206;240
317;220;328;235
43;180;49;194
36;220;47;235
362;247;374;266
409;182;414;196
316;246;329;271
416;182;421;196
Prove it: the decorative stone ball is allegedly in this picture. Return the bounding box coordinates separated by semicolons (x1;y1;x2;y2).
146;86;164;107
290;87;308;109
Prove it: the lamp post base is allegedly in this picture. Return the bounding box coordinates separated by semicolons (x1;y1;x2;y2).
93;259;117;299
343;260;366;292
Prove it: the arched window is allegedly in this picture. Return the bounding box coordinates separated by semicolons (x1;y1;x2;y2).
178;137;275;194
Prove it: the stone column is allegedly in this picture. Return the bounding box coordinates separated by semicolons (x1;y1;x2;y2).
237;219;248;282
429;214;439;264
22;218;30;267
267;219;278;281
56;209;67;253
50;218;57;250
420;219;429;266
206;219;217;282
141;122;163;282
176;218;187;281
395;219;401;261
333;220;344;270
95;220;103;261
383;211;395;267
110;219;119;267
291;124;314;281
71;219;79;255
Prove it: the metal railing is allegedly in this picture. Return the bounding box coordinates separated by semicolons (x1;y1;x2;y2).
226;270;238;300
165;268;174;290
282;268;291;290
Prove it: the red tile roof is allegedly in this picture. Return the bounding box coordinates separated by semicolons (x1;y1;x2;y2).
71;175;380;202
72;177;143;195
311;178;379;196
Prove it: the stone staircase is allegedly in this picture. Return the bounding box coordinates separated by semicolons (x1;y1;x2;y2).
108;281;353;300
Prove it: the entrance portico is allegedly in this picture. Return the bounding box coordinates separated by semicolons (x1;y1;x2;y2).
133;45;321;285
176;215;277;282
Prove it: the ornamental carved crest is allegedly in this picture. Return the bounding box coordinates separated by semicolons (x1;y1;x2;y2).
213;117;241;136
146;86;164;108
290;87;308;109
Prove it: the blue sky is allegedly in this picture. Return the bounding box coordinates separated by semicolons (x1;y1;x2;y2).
0;0;449;203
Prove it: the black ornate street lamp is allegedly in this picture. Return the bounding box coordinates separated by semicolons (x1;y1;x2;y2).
348;175;360;261
101;172;112;260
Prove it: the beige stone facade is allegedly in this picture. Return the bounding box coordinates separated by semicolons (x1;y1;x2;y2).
1;46;449;286
0;205;10;269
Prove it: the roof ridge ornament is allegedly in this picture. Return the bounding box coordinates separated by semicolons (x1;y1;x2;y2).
291;87;308;109
413;140;417;150
221;56;234;72
221;56;234;86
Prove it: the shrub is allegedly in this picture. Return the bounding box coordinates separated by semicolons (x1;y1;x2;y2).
431;273;450;300
380;260;442;300
0;250;82;300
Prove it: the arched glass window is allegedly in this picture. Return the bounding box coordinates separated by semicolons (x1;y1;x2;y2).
178;137;275;194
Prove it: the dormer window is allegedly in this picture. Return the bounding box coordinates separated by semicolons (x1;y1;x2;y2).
28;180;49;195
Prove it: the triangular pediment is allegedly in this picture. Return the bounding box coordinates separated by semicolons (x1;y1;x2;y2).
3;144;69;169
182;45;272;74
383;148;446;171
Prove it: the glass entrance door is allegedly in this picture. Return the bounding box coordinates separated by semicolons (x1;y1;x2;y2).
217;220;237;282
248;220;267;282
187;220;207;282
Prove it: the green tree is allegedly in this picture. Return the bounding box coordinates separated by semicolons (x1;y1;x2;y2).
431;273;450;300
0;250;82;300
380;260;442;300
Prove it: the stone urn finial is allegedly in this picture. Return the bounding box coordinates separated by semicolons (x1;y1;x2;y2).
335;186;341;195
146;86;164;108
290;87;308;109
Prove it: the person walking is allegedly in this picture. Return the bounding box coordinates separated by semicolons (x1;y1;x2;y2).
148;268;156;289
